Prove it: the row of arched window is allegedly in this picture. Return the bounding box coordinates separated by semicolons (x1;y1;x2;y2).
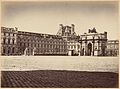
2;47;15;54
18;38;66;44
3;38;15;44
3;33;16;37
18;42;67;49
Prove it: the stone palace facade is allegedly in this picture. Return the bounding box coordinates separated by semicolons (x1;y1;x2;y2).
1;25;119;56
79;28;108;56
106;40;119;56
1;27;67;56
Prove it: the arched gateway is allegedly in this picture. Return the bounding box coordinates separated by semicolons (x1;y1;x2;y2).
87;42;92;56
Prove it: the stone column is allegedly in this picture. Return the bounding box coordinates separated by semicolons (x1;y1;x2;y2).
85;36;87;56
92;36;95;56
97;40;100;56
80;38;82;56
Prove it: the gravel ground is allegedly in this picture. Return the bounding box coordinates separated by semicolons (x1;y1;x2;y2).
1;56;119;73
1;70;118;88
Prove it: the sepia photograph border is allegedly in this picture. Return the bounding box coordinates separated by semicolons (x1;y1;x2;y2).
0;0;119;89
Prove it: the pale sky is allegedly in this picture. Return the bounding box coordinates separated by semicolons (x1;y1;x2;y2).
1;1;119;40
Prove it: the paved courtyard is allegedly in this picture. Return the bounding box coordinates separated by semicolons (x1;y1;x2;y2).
1;70;118;88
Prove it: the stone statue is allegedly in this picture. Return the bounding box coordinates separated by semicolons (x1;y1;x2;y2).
88;27;97;33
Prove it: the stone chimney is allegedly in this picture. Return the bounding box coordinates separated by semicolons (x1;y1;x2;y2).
71;24;75;33
59;24;63;30
104;31;107;39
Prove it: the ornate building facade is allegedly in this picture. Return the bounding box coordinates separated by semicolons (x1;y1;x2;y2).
1;27;18;55
17;31;67;56
1;25;119;56
106;40;119;56
57;24;80;56
79;28;108;56
1;27;67;56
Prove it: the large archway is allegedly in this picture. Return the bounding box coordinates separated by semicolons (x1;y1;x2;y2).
87;42;92;56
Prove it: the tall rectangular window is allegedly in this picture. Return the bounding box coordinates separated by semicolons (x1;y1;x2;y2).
3;48;5;53
13;39;15;44
28;43;29;47
3;38;6;44
8;39;10;44
20;43;22;46
4;33;6;36
12;48;14;53
8;33;10;36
